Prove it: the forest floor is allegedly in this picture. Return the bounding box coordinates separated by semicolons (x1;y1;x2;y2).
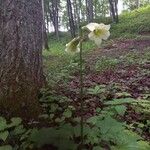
47;35;150;141
1;6;150;150
1;35;150;150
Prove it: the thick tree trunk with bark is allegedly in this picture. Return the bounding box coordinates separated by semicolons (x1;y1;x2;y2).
0;0;45;118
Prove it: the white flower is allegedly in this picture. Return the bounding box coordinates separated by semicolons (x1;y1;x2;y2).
83;23;110;47
65;37;80;53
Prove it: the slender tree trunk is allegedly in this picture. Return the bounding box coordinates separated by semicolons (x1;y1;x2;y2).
75;0;80;34
109;0;116;22
86;0;94;23
136;0;140;8
114;0;119;23
94;0;97;19
52;0;59;39
67;0;76;37
73;0;80;33
108;0;118;23
46;12;49;32
0;0;45;118
42;0;49;50
81;0;86;22
43;28;49;50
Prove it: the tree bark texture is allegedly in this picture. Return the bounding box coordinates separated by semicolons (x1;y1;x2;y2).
0;0;45;117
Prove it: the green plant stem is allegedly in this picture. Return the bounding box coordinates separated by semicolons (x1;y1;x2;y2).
79;26;84;149
78;0;84;148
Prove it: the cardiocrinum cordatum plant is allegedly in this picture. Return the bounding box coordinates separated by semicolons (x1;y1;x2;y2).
65;22;110;147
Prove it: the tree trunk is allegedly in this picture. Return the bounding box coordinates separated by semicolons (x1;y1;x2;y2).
86;0;94;23
94;0;97;19
74;0;80;34
136;0;140;8
42;0;49;50
114;0;119;23
108;0;118;23
73;0;78;32
67;0;76;37
0;0;45;118
52;0;59;39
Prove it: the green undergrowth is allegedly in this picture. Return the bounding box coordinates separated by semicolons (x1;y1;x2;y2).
1;90;150;149
43;40;96;87
45;5;150;42
1;46;149;149
94;50;150;72
1;5;150;150
44;33;95;57
111;5;150;38
33;42;150;149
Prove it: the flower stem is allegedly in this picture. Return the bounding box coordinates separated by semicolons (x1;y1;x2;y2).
79;25;84;149
78;0;84;148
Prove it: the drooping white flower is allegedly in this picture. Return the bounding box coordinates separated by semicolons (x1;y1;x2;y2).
83;23;110;47
65;37;80;53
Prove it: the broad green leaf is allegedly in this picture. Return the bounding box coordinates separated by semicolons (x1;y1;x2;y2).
13;125;26;135
111;141;150;150
9;117;22;127
0;131;9;141
87;116;98;125
73;117;80;123
97;116;124;134
56;139;77;150
112;129;141;146
50;104;58;112
20;129;32;141
55;117;65;123
116;92;131;98
105;98;134;105
115;105;127;116
71;124;80;137
111;144;138;150
29;127;76;149
85;127;100;144
0;117;7;131
87;85;106;95
63;109;72;118
0;145;12;150
138;141;150;150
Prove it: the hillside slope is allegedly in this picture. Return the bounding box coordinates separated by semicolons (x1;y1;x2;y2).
111;5;150;38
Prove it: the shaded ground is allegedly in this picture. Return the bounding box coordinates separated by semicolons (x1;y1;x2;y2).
69;38;150;97
55;37;150;141
28;36;150;149
85;38;150;66
5;37;148;149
